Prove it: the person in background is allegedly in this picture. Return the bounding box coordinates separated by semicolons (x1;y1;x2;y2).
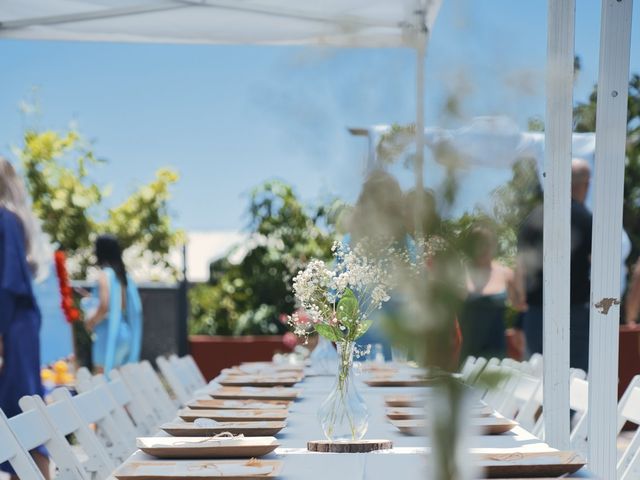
625;259;640;326
85;234;142;374
346;170;406;359
0;157;50;479
517;158;592;371
459;223;519;360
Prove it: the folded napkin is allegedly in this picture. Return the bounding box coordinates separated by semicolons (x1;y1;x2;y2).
194;418;220;427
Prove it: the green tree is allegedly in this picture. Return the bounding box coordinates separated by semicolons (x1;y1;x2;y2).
14;127;182;278
189;180;342;336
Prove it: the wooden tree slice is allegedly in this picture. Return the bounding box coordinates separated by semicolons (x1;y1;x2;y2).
307;439;392;453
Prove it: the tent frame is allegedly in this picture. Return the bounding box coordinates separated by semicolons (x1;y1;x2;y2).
1;1;635;477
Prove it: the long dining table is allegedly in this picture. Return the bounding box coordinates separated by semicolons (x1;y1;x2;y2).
118;364;593;479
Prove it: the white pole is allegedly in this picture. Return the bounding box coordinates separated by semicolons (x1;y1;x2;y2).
415;32;426;195
542;0;575;450
588;0;633;477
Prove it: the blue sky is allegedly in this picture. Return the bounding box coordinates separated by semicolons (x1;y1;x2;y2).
1;1;639;232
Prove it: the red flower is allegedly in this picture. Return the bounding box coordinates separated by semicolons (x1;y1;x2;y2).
54;250;80;324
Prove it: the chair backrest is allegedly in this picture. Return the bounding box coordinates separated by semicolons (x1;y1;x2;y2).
14;396;90;479
21;391;115;479
458;356;476;380
157;355;192;406
515;373;543;431
108;369;156;434
183;354;207;388
502;372;542;421
120;362;173;424
139;360;181;417
75;368;139;451
0;409;46;479
465;356;488;385
528;353;544;377
617;378;640;479
65;385;131;463
169;354;200;396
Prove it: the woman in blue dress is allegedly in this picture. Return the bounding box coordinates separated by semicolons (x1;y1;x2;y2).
0;158;50;478
85;234;142;374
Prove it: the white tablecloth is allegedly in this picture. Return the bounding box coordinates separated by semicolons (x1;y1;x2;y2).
123;371;593;478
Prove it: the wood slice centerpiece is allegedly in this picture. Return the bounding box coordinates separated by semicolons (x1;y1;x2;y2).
307;439;392;453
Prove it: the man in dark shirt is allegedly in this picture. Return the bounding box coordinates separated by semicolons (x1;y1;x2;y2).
517;158;592;372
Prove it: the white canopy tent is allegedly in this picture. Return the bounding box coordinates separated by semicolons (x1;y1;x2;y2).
1;1;634;477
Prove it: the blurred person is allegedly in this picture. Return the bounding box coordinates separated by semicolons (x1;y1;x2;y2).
459;223;519;360
85;234;142;374
0;158;50;479
346;170;406;359
348;169;406;246
403;187;440;240
625;259;640;326
517;158;592;371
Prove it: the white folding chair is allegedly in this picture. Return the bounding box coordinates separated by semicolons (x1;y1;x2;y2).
139;360;181;415
169;354;201;397
20;392;115;480
501;371;542;421
518;373;544;433
458;356;476;381
108;369;156;435
568;377;590;457
157;355;192;406
183;354;207;388
465;356;488;385
55;386;131;463
617;376;640;479
75;368;138;452
532;370;588;440
0;409;46;479
11;397;90;480
525;352;544;377
120;363;173;425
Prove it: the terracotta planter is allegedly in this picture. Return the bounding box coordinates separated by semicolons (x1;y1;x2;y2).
188;335;294;381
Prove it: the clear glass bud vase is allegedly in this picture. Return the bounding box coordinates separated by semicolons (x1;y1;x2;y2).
317;341;369;441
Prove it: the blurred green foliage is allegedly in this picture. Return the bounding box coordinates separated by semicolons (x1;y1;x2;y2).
14;127;182;278
189;180;342;336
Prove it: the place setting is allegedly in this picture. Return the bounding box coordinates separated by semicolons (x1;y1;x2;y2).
178;408;289;423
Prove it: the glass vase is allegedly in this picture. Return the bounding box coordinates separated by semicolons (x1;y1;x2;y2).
317;341;369;441
309;335;338;375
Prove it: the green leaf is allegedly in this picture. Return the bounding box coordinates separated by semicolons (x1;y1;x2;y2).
315;323;342;342
336;288;359;327
355;318;373;339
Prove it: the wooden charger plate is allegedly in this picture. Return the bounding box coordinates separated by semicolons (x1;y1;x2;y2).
187;399;290;410
385;405;493;420
136;436;279;459
211;387;300;401
478;451;585;478
218;377;300;388
161;421;286;437
391;417;517;436
114;459;283;479
240;362;304;372
307;439;393;453
364;377;433;387
178;408;288;422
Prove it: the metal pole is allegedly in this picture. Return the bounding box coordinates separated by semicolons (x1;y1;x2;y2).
177;242;189;356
